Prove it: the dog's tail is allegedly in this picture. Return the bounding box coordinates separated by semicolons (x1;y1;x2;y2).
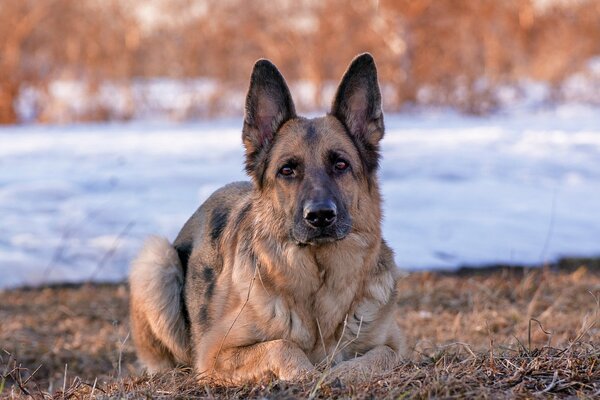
129;236;190;372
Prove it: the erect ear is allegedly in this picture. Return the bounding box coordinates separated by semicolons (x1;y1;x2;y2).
242;59;296;182
330;53;384;173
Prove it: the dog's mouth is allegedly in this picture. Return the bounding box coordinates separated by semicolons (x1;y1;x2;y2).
292;224;351;246
304;234;340;245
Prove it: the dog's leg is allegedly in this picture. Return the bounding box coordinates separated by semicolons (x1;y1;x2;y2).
326;345;399;382
204;339;314;383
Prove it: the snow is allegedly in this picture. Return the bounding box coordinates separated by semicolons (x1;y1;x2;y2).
1;108;600;288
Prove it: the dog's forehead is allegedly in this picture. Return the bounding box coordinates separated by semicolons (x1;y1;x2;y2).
276;116;356;154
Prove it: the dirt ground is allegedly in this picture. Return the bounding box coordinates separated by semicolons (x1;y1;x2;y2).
1;259;599;398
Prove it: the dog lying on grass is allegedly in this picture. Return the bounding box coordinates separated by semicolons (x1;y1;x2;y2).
129;53;405;383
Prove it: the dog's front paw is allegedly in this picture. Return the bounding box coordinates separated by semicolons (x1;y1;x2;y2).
323;360;370;384
277;363;316;382
323;347;400;385
267;339;317;382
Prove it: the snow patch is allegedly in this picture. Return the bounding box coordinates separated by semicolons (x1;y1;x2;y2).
1;109;600;288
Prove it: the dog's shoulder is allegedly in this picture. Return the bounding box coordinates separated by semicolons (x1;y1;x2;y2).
174;181;253;274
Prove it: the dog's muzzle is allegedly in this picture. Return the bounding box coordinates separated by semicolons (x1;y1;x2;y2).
292;199;350;245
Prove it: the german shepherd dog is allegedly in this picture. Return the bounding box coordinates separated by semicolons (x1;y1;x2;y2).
129;53;405;383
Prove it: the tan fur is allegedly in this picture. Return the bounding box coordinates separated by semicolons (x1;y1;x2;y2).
129;54;406;384
129;236;190;371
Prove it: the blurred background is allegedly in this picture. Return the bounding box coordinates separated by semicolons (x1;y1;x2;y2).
1;0;600;288
2;0;600;124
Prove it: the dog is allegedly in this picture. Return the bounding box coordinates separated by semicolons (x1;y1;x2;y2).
129;53;405;384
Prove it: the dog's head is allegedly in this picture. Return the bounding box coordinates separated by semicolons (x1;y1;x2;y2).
242;54;384;245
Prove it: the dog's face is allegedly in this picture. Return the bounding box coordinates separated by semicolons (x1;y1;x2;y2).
267;117;357;244
242;54;385;245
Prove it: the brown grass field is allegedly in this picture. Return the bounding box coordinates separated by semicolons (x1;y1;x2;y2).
1;259;599;399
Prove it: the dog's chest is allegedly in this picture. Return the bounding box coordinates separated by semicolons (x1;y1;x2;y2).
260;275;360;355
258;238;373;355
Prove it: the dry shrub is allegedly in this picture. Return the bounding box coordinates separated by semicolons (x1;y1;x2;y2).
1;0;600;121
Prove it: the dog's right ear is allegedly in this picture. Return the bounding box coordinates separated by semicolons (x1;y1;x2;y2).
242;59;296;183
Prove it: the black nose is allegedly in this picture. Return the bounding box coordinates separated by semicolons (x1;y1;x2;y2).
303;200;337;228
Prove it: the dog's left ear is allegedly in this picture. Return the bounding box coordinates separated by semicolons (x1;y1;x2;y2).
243;59;296;183
331;53;384;173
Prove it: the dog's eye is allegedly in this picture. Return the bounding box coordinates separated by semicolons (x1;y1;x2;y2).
279;165;295;177
334;159;349;171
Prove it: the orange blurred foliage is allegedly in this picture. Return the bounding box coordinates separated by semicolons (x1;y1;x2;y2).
1;0;599;123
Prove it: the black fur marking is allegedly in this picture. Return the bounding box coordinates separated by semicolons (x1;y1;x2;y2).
209;207;229;243
199;304;210;325
205;280;215;300
181;280;191;329
202;266;214;282
305;122;317;144
233;201;252;230
175;243;192;274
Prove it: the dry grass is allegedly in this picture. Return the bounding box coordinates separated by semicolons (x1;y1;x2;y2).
1;260;599;398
